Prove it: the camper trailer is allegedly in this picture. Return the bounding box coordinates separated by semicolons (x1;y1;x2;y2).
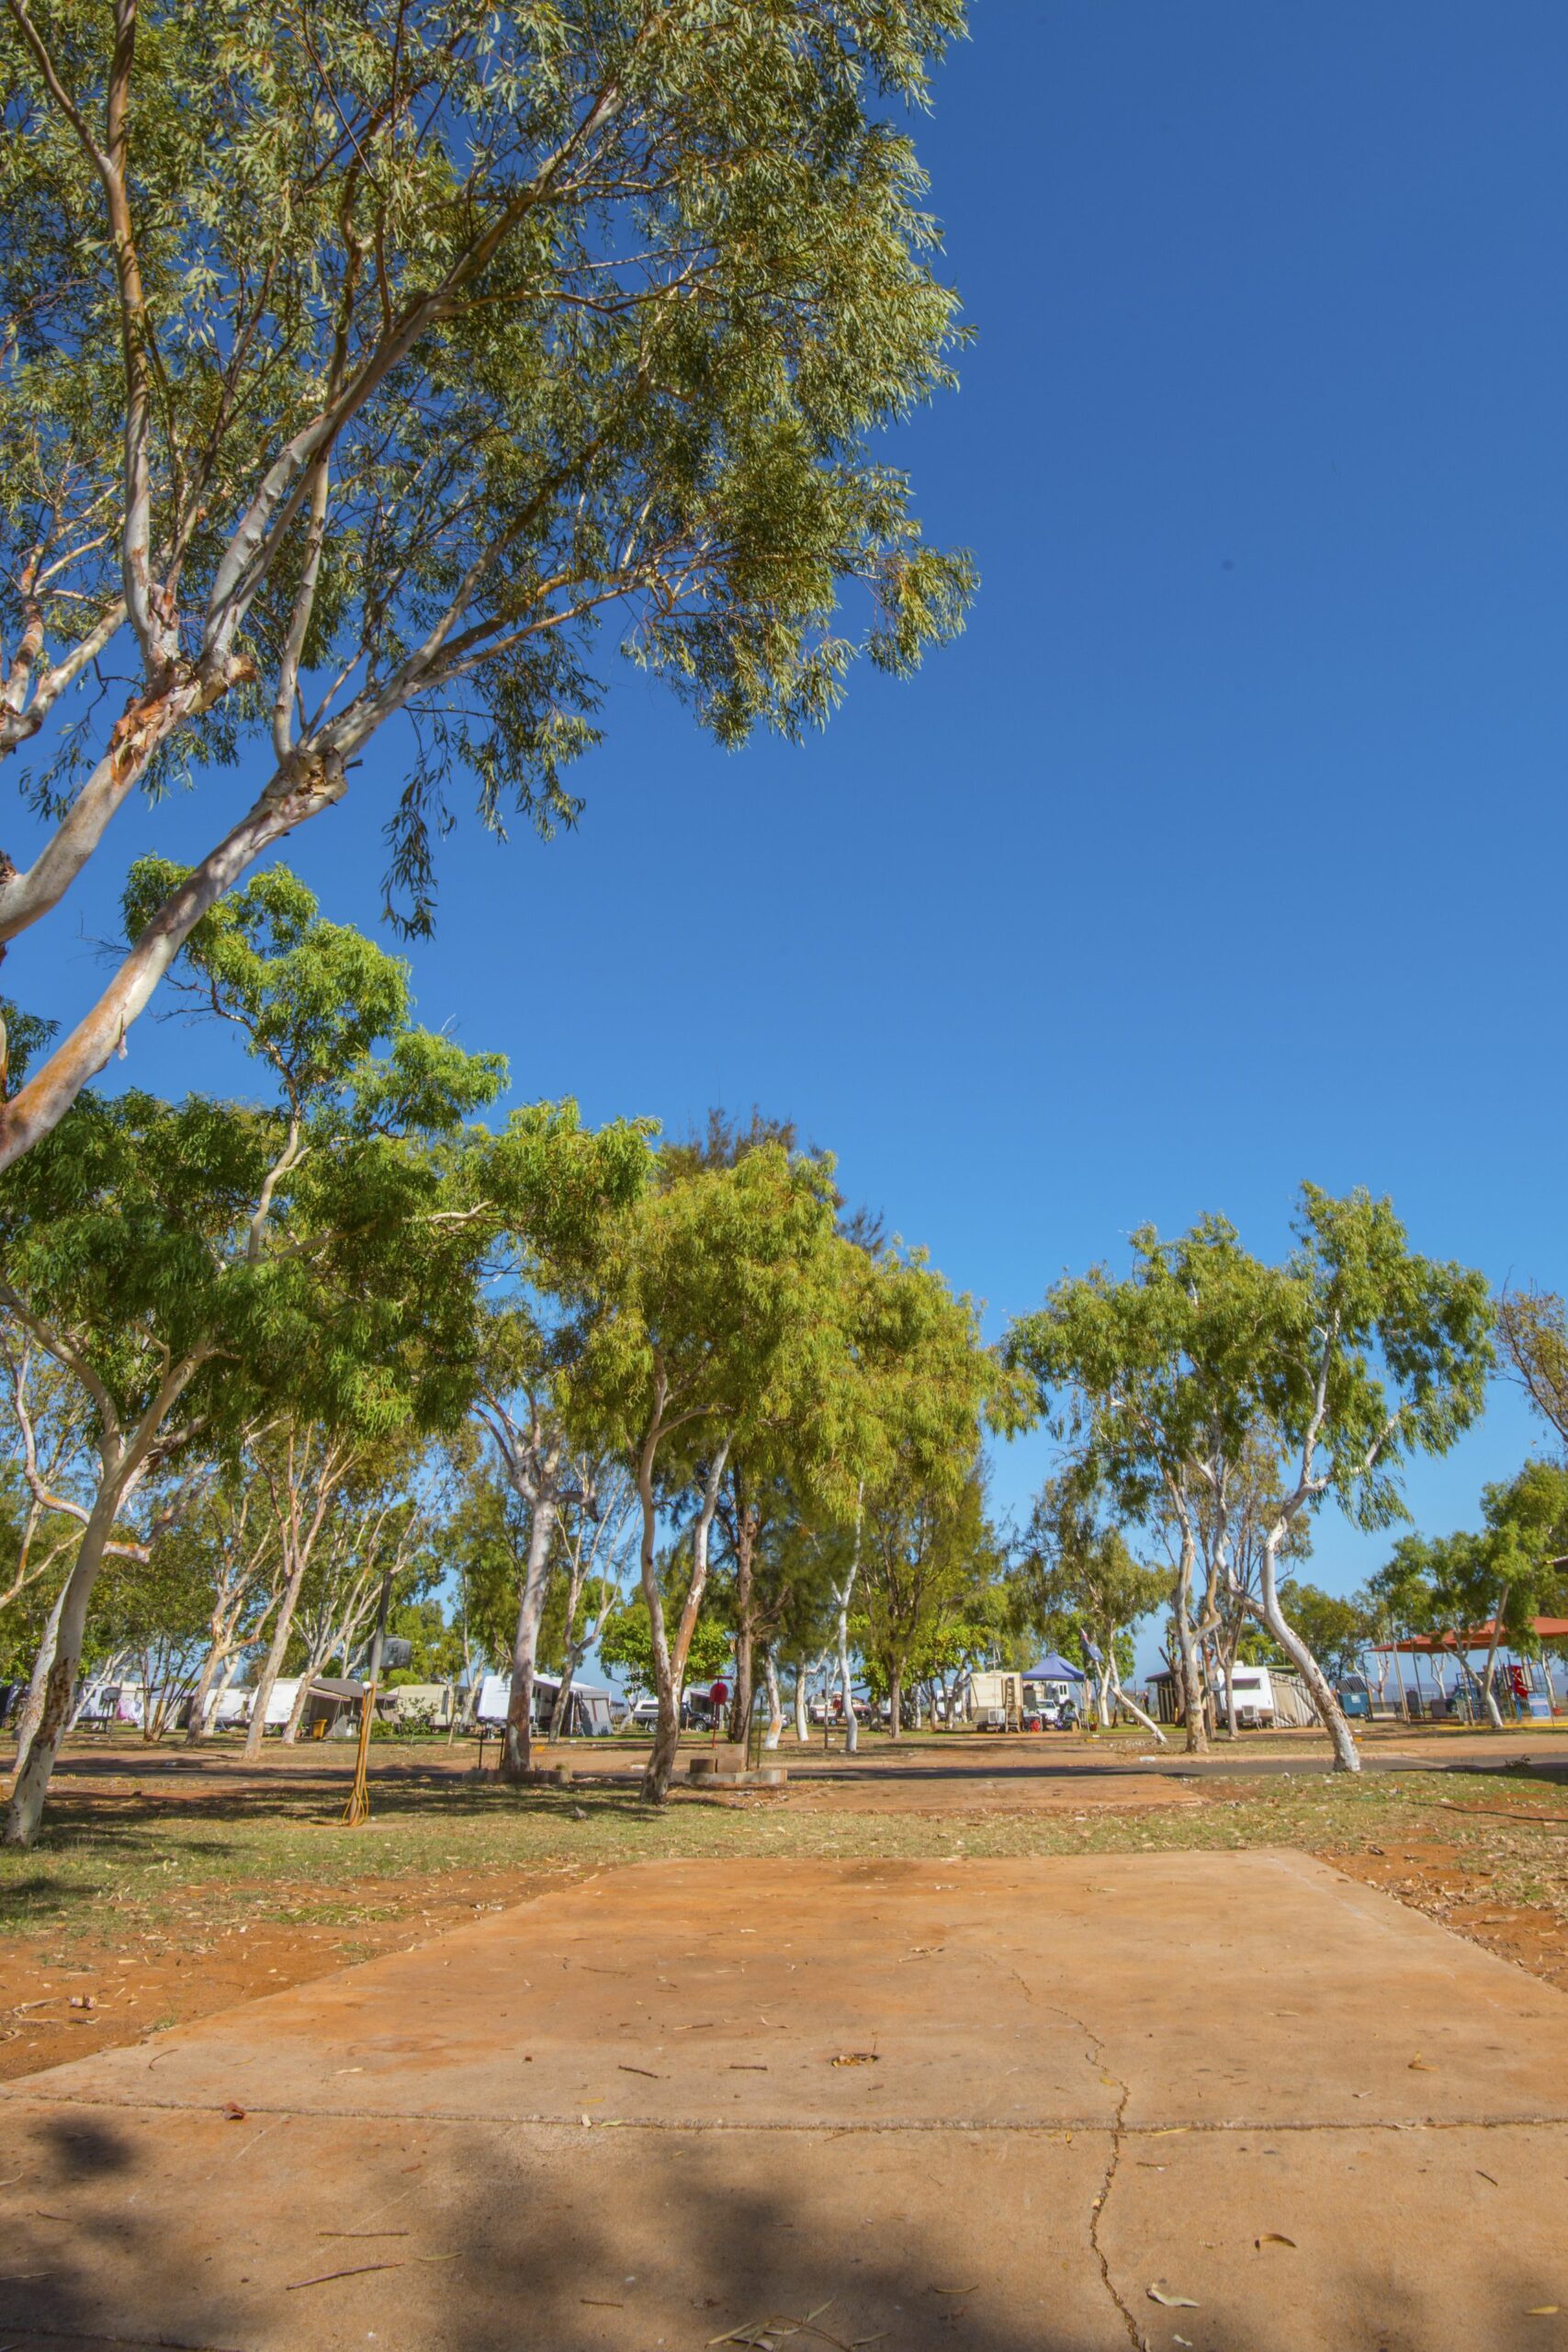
474;1671;615;1736
959;1668;1024;1730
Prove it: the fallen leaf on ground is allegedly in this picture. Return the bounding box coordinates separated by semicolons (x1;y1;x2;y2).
1408;2055;1437;2072
929;2283;979;2295
1256;2233;1297;2248
1526;2308;1561;2317
221;2102;246;2120
830;2052;879;2066
1476;2171;1499;2187
1147;2287;1200;2308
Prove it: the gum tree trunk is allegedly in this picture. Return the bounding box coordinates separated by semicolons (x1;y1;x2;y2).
502;1459;561;1783
3;1498;116;1846
762;1651;784;1749
243;1558;310;1761
1259;1529;1360;1773
728;1498;759;1740
1107;1661;1166;1745
1479;1604;1507;1730
1172;1526;1209;1756
642;1441;730;1804
8;1571;70;1783
835;1484;863;1755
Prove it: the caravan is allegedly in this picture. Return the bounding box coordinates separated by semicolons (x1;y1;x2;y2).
474;1671;615;1736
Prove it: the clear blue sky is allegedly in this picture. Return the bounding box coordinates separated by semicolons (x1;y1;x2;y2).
10;2;1567;1608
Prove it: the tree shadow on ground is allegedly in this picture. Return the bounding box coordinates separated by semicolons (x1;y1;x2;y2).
3;2098;1565;2352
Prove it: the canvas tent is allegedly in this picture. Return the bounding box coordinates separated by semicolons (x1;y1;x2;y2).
1022;1654;1086;1705
250;1675;365;1736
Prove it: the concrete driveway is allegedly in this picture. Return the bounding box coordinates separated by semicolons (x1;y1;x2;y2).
3;1850;1565;2350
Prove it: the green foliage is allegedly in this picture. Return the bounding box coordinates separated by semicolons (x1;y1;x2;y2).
1497;1288;1568;1453
1370;1463;1568;1662
436;1452;529;1674
0;863;509;1454
856;1465;1004;1703
3;0;974;938
1272;1581;1374;1681
582;1144;854;1471
385;1596;464;1685
1018;1472;1167;1670
597;1590;730;1704
1006;1187;1495;1539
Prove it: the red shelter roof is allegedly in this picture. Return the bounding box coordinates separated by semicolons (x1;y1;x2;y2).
1373;1618;1568;1653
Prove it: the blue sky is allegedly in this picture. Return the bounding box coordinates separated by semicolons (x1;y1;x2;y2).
8;2;1566;1613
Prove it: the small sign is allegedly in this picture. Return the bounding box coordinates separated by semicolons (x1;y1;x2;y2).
709;1679;730;1708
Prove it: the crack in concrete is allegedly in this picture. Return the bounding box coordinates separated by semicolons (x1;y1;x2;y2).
1089;2075;1145;2352
987;1955;1146;2351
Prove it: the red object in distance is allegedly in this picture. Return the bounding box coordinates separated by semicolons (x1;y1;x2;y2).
709;1680;730;1708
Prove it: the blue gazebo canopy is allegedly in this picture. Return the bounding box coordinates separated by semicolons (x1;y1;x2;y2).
1022;1653;1086;1683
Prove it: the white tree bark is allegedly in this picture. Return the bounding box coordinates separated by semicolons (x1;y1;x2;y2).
643;1439;730;1802
762;1651;783;1749
1258;1527;1361;1773
835;1483;863;1755
1107;1662;1167;1745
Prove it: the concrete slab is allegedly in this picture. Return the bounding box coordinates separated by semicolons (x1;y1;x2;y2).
3;1853;1566;2350
0;2102;1122;2352
17;1852;1567;2132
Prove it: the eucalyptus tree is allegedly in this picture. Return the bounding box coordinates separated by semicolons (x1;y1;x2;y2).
273;1444;433;1744
1368;1533;1495;1720
1497;1288;1568;1453
1019;1472;1168;1740
0;1332;105;1617
822;1241;1025;1751
466;1100;655;1781
1270;1581;1373;1686
856;1464;1000;1740
241;1422;363;1757
1373;1465;1568;1729
1006;1188;1494;1772
657;1105;875;1738
181;1459;283;1741
545;1461;637;1741
1472;1461;1568;1714
0;863;503;1844
581;1143;854;1799
0;0;974;1168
